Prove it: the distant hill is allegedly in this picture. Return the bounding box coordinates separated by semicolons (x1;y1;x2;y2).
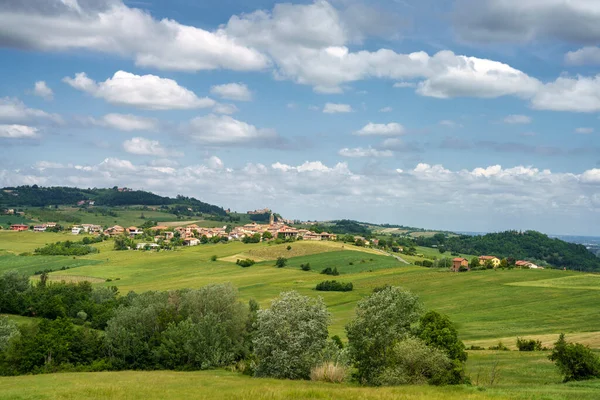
417;230;600;272
0;185;226;216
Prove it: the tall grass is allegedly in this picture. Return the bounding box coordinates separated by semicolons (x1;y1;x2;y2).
310;362;348;383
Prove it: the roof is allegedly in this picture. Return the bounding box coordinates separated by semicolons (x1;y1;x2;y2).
453;258;467;262
479;255;498;260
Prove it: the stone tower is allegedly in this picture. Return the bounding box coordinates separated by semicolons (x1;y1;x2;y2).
269;212;274;225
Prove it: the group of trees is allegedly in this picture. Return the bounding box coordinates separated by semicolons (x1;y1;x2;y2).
417;231;600;272
34;239;101;256
315;281;353;292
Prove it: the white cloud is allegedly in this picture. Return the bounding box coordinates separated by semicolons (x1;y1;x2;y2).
2;159;599;234
531;74;600;113
212;103;239;115
565;47;600;65
210;83;252;101
0;124;39;139
123;137;183;157
504;114;532;124
92;113;158;132
575;127;594;134
379;106;393;112
0;0;268;72
338;147;393;158
182;114;277;146
355;122;405;136
64;71;215;110
0;97;62;124
439;120;462;128
323;103;353;113
33;81;53;100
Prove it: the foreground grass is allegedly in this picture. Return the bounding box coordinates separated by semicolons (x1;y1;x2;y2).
0;368;598;400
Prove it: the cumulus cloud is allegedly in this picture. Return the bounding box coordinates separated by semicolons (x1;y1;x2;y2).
1;158;598;234
181;114;277;146
575;127;594;134
0;97;62;124
63;71;215;110
565;47;600;65
453;0;600;44
33;81;53;100
123;137;183;157
531;74;600;113
393;81;417;88
210;83;252;101
323;103;353;113
504;115;532;124
338;147;393;158
91;113;158;132
0;0;268;72
355;122;405;136
0;124;39;139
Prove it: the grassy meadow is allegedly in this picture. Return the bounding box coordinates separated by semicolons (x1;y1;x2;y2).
0;230;599;398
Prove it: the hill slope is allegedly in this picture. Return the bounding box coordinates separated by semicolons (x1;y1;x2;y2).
417;230;600;271
0;185;226;215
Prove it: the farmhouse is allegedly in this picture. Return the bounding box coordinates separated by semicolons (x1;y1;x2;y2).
10;224;28;231
71;226;82;235
516;260;543;269
104;225;125;236
479;256;501;268
136;243;160;250
183;238;200;246
81;224;102;234
33;224;47;232
452;258;469;272
126;226;143;236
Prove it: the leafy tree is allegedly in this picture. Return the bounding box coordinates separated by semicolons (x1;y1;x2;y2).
316;281;353;292
500;258;508;269
113;235;134;251
346;286;423;384
470;257;480;269
416;311;468;384
0;271;29;314
0;316;19;352
254;291;329;379
262;231;273;240
549;334;600;382
275;257;287;268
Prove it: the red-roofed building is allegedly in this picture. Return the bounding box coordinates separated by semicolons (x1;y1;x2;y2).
452;258;469;272
10;224;29;231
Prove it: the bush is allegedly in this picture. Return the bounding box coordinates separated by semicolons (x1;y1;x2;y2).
549;334;600;382
236;259;255;268
34;240;98;256
516;337;543;351
300;263;311;271
488;341;510;351
321;267;339;276
0;316;19;352
287;245;292;251
275;257;287;268
414;261;423;266
422;260;433;268
346;286;423;385
310;362;348;383
210;255;217;261
316;280;353;292
375;337;452;386
254;291;329;380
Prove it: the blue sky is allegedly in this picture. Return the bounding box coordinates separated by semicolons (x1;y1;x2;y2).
0;0;599;235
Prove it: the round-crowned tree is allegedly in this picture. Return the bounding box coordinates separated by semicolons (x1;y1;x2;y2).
346;286;423;385
253;291;329;379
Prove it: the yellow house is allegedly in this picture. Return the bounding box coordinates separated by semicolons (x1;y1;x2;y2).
479;256;501;267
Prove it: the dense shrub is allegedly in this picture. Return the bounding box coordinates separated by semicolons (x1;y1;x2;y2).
316;280;353;292
346;286;423;385
34;240;98;256
422;260;433;268
300;263;311;271
0;317;19;353
516;337;543;351
275;257;287;268
254;291;329;379
549;334;600;382
375;337;452;386
236;259;255;268
488;341;510;351
321;267;339;276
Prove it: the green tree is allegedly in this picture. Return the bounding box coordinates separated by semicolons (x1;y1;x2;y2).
500;258;508;269
549;334;600;382
470;257;480;269
346;286;423;384
254;291;329;379
0;316;19;352
262;231;273;240
0;271;30;314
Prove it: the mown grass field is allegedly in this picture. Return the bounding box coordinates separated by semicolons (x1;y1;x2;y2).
1;231;600;398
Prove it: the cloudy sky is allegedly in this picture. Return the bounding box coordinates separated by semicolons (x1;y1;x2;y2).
0;0;599;235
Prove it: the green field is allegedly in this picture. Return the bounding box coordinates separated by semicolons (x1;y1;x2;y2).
1;231;600;398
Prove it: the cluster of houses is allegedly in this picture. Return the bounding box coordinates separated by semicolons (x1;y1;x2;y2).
451;255;542;272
